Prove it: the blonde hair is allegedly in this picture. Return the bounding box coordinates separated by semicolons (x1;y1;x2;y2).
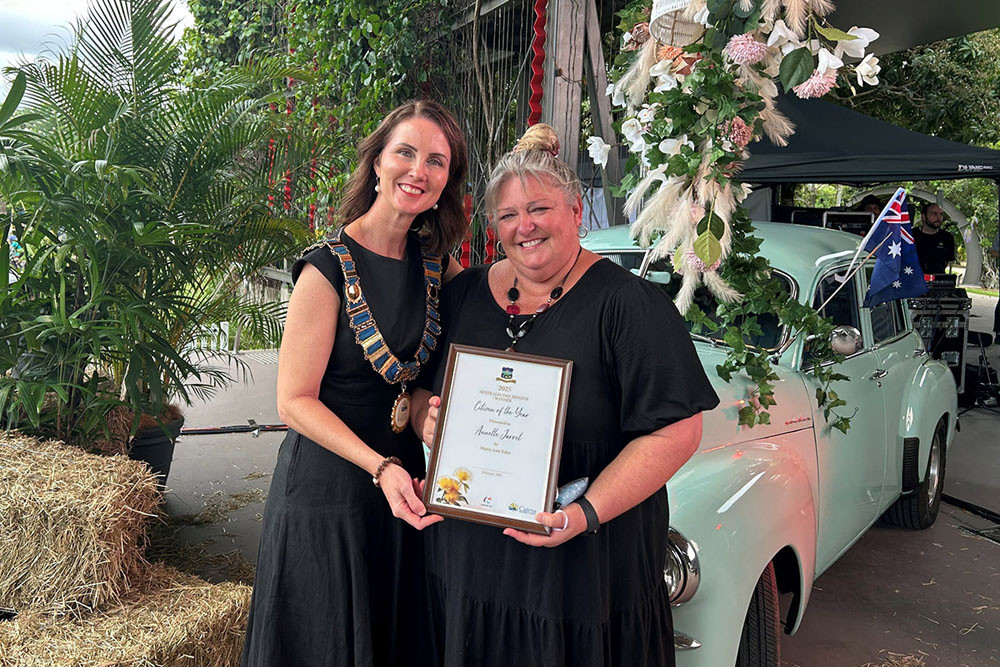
484;124;582;221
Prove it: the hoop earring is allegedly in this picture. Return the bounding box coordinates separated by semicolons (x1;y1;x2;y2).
495;240;505;258
578;224;589;239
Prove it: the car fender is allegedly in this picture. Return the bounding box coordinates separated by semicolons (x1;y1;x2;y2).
897;358;957;483
669;431;817;666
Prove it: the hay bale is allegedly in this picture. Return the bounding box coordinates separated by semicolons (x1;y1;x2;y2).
0;432;161;615
0;563;251;667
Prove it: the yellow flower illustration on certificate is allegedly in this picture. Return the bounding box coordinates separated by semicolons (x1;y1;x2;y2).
436;467;472;506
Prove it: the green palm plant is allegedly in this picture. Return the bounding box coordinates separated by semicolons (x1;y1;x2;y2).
0;0;316;445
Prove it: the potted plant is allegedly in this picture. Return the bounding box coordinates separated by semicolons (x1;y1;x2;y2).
0;0;313;482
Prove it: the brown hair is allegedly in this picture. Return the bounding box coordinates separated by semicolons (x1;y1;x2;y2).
338;100;469;255
484;123;581;224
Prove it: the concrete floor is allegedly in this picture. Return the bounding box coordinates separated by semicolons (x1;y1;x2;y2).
163;294;1000;665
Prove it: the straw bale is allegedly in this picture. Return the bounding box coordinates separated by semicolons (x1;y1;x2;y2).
0;563;251;667
0;432;161;616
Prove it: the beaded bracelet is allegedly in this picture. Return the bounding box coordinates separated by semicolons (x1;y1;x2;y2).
372;456;403;487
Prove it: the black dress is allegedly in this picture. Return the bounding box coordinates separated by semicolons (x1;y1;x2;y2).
421;260;719;667
242;232;441;667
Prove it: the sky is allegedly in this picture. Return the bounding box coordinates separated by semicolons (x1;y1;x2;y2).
0;0;194;95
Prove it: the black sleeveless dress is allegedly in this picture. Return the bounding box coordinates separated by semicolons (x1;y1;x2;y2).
420;260;719;667
241;232;442;667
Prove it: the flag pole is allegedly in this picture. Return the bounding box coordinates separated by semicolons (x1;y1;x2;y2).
771;231;895;362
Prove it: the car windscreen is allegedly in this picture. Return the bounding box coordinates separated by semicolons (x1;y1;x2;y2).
600;252;792;350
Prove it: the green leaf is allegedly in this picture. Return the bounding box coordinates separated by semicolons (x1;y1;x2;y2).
813;23;859;42
693;230;722;268
0;72;26;126
738;405;757;427
733;1;755;18
709;212;726;238
779;47;814;90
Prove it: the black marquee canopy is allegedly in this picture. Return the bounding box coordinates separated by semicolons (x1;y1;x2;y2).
740;95;1000;185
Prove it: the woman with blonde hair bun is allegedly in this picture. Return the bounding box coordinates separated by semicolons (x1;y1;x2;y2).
412;124;718;666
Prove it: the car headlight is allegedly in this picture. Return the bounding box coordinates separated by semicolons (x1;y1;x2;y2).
664;527;700;606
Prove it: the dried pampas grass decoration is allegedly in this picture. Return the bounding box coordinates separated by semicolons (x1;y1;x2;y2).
619;38;660;109
760;95;796;146
809;0;835;17
761;0;783;24
782;0;809;36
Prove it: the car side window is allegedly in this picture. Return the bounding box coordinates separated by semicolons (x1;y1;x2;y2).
865;267;907;343
812;271;861;330
803;270;862;366
597;252;790;350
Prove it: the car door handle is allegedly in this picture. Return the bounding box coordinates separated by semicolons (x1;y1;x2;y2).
870;368;888;380
913;347;928;357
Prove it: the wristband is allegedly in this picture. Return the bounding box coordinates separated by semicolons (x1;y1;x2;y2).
372;456;402;487
575;496;600;534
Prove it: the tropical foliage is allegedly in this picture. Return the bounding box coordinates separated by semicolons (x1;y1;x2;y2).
0;0;313;445
833;29;1000;147
181;0;452;235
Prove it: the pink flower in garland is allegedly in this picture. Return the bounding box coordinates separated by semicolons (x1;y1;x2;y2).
725;116;753;148
683;248;722;273
725;33;768;65
792;69;838;99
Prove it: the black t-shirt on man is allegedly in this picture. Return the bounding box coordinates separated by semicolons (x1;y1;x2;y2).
913;228;956;275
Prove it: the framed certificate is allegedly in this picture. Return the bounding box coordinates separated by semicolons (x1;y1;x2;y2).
423;344;573;535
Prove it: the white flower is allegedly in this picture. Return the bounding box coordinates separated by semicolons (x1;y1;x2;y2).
816;47;843;76
855;53;880;86
606;82;625;107
637;103;660;124
622;30;633;47
653;74;679;93
659;134;694;154
834;26;880;60
621;117;644;145
649;60;673;78
586;136;611;168
766;20;799;48
693;7;711;27
630;136;649;156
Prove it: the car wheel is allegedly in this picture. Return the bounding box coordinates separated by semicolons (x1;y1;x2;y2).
884;421;946;529
735;562;781;667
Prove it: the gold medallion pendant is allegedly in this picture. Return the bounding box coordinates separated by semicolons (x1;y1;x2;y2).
391;390;411;434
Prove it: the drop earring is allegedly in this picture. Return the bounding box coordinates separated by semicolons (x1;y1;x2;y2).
374;182;380;193
433;203;439;210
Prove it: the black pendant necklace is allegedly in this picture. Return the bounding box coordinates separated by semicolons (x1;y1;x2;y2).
504;247;582;351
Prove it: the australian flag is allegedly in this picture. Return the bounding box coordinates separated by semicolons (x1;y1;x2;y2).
862;188;928;308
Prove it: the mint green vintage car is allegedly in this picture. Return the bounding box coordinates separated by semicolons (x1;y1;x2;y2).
582;222;957;667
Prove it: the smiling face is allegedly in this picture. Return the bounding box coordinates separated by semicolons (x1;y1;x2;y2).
373;117;451;220
493;173;582;280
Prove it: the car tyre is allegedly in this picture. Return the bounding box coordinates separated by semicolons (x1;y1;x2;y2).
884;421;946;530
736;562;780;667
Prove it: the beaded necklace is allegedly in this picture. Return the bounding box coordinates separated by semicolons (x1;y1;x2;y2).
504;247;582;351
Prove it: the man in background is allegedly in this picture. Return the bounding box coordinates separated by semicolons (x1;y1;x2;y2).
859;194;883;216
913;202;956;275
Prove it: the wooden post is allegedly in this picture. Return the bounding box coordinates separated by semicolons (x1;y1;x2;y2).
541;0;585;171
583;0;624;226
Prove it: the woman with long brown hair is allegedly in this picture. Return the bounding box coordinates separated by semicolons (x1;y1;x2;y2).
242;100;468;667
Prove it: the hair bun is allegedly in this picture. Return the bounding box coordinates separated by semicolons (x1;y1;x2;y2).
513;123;560;156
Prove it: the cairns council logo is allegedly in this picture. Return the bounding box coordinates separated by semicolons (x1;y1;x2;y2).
496;366;516;383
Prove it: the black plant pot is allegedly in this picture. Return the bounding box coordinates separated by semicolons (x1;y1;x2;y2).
129;416;184;486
